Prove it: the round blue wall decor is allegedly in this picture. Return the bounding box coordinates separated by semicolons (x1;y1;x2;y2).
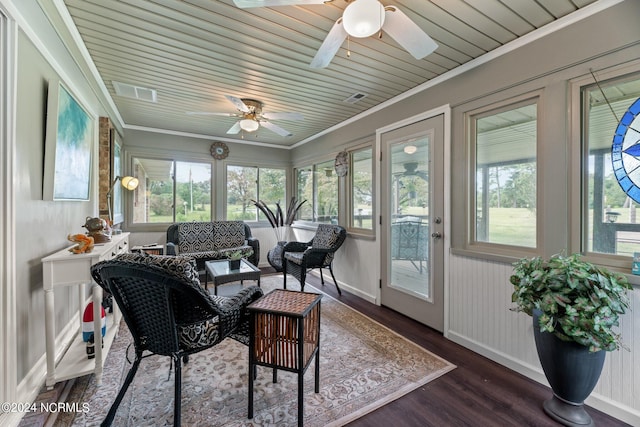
612;97;640;203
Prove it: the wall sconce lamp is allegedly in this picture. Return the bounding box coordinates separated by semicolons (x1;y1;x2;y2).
107;175;139;225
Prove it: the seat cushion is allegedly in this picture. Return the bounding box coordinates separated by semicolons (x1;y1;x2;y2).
178;317;220;350
176;221;246;253
284;251;305;265
212;221;246;249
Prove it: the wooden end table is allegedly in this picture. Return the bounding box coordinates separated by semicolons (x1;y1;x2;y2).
248;289;322;427
204;259;261;295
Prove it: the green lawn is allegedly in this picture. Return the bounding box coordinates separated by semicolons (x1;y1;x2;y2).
485;208;536;247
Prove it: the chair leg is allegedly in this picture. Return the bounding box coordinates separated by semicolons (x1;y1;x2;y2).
101;353;142;427
173;355;182;427
319;268;324;284
299;268;306;292
283;261;287;290
328;265;342;295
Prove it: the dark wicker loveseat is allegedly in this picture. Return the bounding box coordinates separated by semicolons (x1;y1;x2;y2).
166;221;259;270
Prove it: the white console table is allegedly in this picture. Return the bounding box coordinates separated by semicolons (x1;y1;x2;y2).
42;232;129;389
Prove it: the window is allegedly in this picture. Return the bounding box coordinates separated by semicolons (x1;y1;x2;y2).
295;160;339;224
582;73;640;257
131;158;211;223
472;100;538;247
350;147;373;231
226;165;286;221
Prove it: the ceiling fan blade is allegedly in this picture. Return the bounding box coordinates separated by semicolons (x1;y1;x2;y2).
310;19;347;68
186;112;234;116
260;120;293;137
262;111;304;121
225;95;250;113
382;6;438;60
233;0;326;8
227;121;242;134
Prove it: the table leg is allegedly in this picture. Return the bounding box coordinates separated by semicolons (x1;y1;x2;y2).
248;314;255;419
314;350;320;393
297;317;304;426
44;288;55;389
298;370;304;427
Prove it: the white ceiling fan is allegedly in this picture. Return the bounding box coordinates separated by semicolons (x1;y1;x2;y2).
187;95;303;137
232;0;438;68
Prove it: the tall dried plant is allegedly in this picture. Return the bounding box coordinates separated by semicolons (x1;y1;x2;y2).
252;197;307;241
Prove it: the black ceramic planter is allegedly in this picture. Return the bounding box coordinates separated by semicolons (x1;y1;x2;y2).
267;241;287;272
533;310;606;427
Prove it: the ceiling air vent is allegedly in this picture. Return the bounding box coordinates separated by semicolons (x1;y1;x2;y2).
343;92;368;104
112;81;157;103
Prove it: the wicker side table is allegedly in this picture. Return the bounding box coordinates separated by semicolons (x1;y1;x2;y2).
248;289;322;427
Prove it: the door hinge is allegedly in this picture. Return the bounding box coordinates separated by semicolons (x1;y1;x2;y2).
379;215;382;225
379;150;383;162
379;279;382;289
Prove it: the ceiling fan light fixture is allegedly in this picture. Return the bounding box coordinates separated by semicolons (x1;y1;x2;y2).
240;118;260;132
342;0;385;38
404;145;417;154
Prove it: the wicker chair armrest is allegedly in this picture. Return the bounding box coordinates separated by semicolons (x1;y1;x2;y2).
301;247;331;266
217;286;263;337
283;241;310;253
216;286;263;314
166;242;177;255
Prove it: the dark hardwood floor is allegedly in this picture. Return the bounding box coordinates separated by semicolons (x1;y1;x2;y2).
21;267;628;427
301;272;629;427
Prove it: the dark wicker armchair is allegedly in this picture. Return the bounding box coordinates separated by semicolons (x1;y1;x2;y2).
90;253;263;427
282;224;346;294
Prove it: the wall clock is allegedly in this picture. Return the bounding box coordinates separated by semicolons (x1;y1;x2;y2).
334;150;349;177
612;97;640;203
210;141;229;160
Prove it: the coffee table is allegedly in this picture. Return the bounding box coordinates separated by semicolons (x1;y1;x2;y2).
204;259;261;295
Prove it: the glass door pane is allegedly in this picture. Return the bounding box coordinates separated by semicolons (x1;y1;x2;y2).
390;137;430;298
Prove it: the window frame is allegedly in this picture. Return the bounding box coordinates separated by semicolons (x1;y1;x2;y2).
570;62;640;271
224;163;288;222
127;155;213;229
466;93;542;257
293;156;340;225
346;144;375;237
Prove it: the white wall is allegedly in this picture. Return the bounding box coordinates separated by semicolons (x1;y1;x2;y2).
448;254;640;424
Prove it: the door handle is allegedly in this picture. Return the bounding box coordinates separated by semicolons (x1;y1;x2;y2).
431;232;442;239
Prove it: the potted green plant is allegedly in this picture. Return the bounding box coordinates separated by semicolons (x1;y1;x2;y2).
510;253;632;426
227;250;247;270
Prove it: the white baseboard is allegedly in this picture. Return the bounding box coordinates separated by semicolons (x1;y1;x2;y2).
447;330;640;426
307;271;377;304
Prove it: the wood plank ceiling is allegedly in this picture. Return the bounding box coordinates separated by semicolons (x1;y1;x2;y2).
59;0;600;147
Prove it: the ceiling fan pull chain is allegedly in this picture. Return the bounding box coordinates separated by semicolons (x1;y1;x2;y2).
347;35;351;58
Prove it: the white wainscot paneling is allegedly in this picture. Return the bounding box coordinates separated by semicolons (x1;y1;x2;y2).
447;254;640;425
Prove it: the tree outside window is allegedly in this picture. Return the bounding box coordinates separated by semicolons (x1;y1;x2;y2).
226;165;286;221
131;158;211;223
296;161;338;224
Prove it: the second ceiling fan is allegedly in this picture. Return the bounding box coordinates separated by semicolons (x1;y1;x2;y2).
233;0;438;68
187;95;303;137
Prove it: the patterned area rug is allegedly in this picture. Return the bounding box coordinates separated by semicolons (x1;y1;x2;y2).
57;275;455;426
